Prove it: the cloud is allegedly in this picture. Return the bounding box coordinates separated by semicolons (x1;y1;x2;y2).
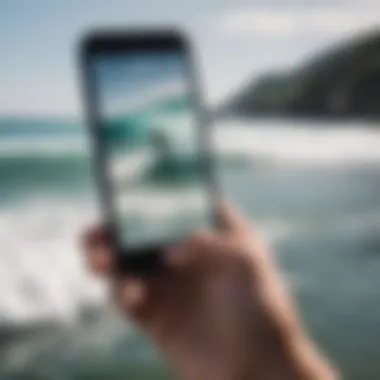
217;7;380;38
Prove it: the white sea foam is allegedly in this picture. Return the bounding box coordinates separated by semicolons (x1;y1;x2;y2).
1;186;379;327
111;149;155;184
1;120;380;166
213;119;380;166
0;190;209;327
0;199;105;327
1;119;380;327
0;137;87;157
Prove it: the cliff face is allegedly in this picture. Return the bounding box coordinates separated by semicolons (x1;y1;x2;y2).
223;31;380;120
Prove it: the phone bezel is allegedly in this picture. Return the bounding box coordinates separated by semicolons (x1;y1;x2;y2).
79;28;218;274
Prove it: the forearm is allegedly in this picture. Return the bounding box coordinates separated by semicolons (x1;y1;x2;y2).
261;327;337;380
212;254;339;380
228;313;337;380
247;266;338;380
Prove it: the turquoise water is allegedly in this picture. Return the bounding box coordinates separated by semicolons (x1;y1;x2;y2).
1;118;380;379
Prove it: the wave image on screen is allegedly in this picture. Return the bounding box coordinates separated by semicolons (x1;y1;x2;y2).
93;52;211;248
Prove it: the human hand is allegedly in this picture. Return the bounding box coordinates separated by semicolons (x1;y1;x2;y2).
83;204;336;380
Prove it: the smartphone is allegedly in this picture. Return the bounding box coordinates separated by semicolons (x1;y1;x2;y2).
80;29;217;274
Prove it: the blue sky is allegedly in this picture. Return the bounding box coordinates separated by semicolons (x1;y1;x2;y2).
1;0;379;116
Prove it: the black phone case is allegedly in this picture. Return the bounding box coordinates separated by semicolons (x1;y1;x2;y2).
79;28;219;274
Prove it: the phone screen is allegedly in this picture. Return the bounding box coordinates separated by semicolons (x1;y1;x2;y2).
91;49;212;251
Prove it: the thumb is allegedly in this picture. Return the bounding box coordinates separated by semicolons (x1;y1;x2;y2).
218;202;247;233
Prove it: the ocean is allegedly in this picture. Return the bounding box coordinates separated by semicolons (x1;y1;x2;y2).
1;117;380;379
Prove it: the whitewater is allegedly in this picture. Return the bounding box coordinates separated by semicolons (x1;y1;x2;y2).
1;119;380;328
